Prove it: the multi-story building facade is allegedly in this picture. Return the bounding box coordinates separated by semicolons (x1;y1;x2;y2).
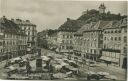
82;21;109;61
0;21;4;61
101;19;127;68
73;34;83;62
57;18;85;53
57;31;74;53
47;32;58;50
120;18;127;69
13;19;37;54
0;16;27;61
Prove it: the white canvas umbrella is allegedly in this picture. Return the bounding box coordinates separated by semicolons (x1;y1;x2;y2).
53;73;67;79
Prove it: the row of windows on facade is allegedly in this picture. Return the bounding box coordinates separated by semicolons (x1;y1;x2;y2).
0;46;26;53
28;37;36;41
103;44;121;49
0;40;27;46
75;41;98;47
26;31;37;36
104;36;127;42
61;45;73;49
75;47;97;54
104;30;121;34
75;44;103;52
75;37;82;39
22;26;36;31
84;31;102;35
62;40;73;44
4;34;26;39
48;37;57;40
63;35;73;39
75;38;97;42
102;52;120;59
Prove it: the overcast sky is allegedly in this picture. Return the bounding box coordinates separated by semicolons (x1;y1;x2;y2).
0;0;127;32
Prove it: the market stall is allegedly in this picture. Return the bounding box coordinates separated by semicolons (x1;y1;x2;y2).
53;73;67;79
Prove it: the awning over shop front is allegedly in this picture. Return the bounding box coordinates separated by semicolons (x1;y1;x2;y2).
41;56;50;61
100;56;119;63
100;56;111;62
111;58;119;63
53;73;67;79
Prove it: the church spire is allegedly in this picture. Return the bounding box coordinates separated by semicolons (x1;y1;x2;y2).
99;3;106;13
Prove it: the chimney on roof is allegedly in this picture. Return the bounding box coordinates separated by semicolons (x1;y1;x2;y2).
3;16;5;17
2;16;6;19
11;18;14;21
26;20;30;22
82;9;89;15
67;18;70;21
19;19;22;22
16;19;20;21
16;19;22;22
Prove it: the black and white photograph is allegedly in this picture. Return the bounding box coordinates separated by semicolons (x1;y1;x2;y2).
0;0;127;80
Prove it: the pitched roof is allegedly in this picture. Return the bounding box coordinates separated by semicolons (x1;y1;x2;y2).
58;18;85;32
0;17;26;35
77;20;110;32
103;20;119;29
93;20;110;29
76;23;90;34
81;21;98;32
13;19;35;26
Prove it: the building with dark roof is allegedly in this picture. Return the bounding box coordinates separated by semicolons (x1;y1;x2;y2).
80;21;109;61
0;16;27;60
120;18;127;69
42;4;127;69
13;18;37;54
56;18;85;53
100;18;127;68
